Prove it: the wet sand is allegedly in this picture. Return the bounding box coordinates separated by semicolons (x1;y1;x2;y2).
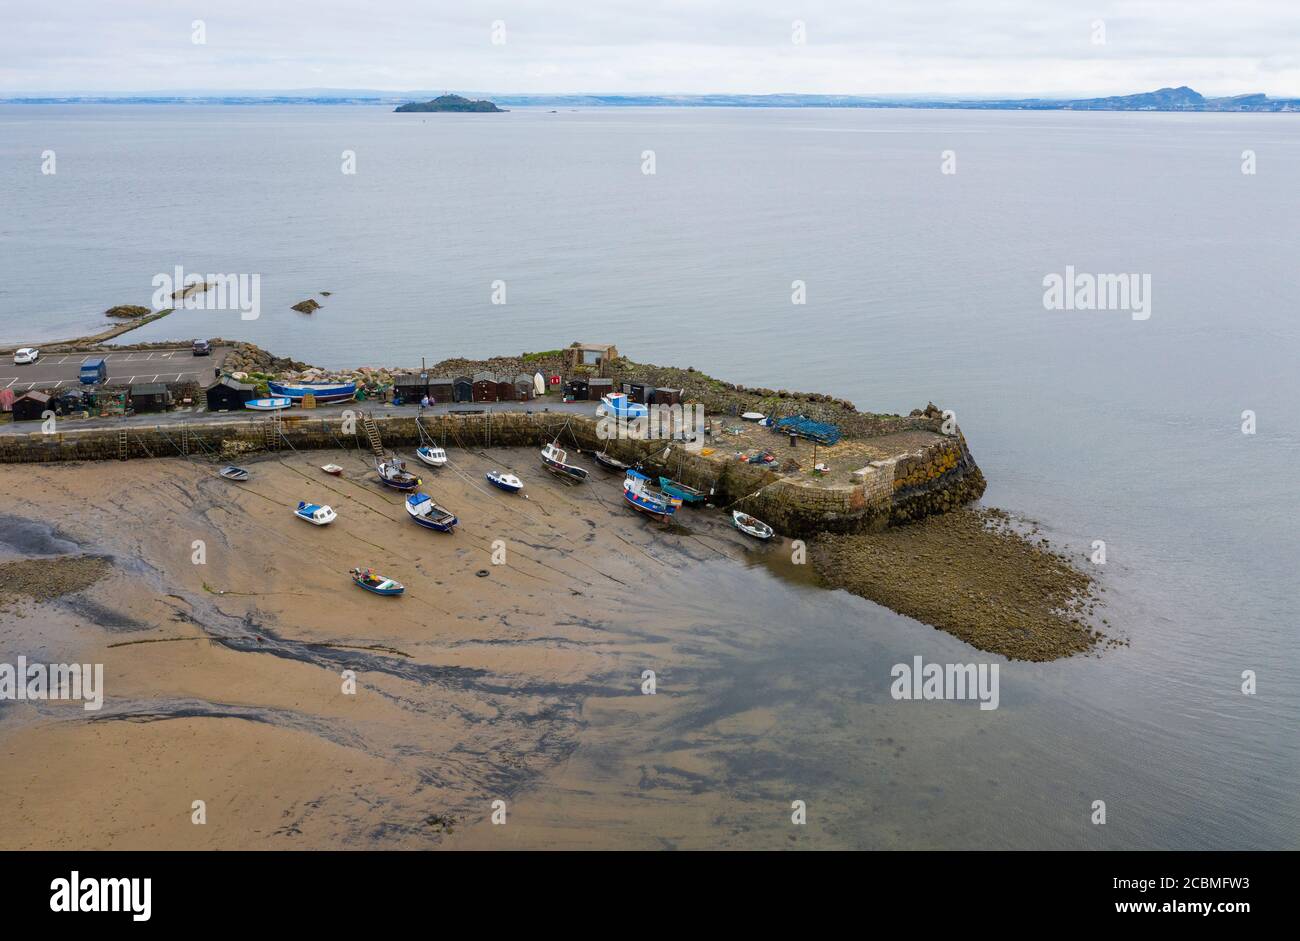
0;447;1105;848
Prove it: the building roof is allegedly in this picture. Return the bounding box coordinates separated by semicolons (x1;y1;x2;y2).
209;376;254;392
16;391;50;404
472;371;499;383
130;382;170;396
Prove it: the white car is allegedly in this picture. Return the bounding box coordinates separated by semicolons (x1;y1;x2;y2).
13;348;39;365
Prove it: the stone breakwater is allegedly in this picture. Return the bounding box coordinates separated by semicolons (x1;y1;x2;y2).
0;412;985;538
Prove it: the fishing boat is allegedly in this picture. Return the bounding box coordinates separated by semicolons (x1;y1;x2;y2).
320;464;344;476
732;510;774;540
540;441;588;482
245;397;292;411
415;445;447;467
218;466;250;481
592;450;631;472
267;380;357;404
294;501;337;525
405;493;457;532
623;470;682;521
375;458;421;491
658;476;710;505
485;471;523;494
596;392;648;421
349;568;404;596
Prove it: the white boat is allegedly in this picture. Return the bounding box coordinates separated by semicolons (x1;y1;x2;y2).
294;501;337;525
741;412;765;422
540;441;588;482
246;397;292;411
321;464;344;476
732;510;773;540
596;392;648;420
533;372;546;396
415;445;447;467
486;471;523;493
219;466;250;481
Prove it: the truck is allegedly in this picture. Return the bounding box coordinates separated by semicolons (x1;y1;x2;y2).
79;358;108;385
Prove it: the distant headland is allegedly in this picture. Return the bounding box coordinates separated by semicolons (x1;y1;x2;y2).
394;94;504;113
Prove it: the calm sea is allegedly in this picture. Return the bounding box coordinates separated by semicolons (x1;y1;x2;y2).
1;105;1297;847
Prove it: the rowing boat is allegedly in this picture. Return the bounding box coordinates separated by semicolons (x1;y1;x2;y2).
732;510;773;540
349;568;405;596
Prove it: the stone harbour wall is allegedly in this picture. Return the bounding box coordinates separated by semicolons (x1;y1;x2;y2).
0;412;986;536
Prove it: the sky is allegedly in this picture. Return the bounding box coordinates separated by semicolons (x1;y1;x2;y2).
3;0;1300;98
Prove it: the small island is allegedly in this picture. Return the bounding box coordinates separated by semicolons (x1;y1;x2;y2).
395;94;504;113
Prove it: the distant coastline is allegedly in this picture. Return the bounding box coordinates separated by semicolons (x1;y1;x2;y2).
4;85;1299;112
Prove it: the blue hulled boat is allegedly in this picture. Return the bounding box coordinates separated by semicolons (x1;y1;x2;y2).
486;471;523;494
623;470;682;521
376;459;421;491
658;476;710;505
405;493;457;532
267;380;357;404
350;568;405;596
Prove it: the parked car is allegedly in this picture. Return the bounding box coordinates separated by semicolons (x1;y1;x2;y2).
13;347;39;365
192;339;211;356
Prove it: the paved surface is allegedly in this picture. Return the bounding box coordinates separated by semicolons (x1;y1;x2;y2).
1;397;602;434
1;347;230;394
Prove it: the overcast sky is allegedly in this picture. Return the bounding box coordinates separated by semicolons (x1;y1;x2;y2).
4;0;1300;97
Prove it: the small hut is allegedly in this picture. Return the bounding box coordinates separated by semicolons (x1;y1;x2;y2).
11;391;51;423
205;376;255;412
392;372;429;404
563;377;589;401
564;343;619;376
621;381;653;404
428;377;455;404
653;387;683;406
129;382;172;413
495;376;517;402
472;372;499;403
514;373;535;401
452;376;473;403
587;377;613;401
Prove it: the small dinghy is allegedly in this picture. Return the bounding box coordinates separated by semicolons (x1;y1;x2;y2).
540;441;588;483
623;470;682;521
415;445;447;467
294;501;337;525
741;411;765;422
320;464;344;476
485;471;523;494
349;567;404;596
245;397;292;411
405;493;457;532
219;466;250;481
593;450;631;472
376;459;421;491
732;510;774;540
658;476;710;505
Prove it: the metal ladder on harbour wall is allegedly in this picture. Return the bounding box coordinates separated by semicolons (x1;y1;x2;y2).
361;414;385;458
117;429;128;461
263;415;280;451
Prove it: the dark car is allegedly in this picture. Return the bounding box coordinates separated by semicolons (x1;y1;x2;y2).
192;339;211;356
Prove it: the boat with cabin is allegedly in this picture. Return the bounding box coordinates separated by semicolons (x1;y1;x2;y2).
415;445;447;467
597;392;649;421
294;501;337;525
485;471;523;494
622;470;682;521
540;441;588;482
375;458;421;491
405;493;457;532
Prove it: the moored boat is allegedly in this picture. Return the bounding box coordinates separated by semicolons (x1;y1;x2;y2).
596;392;648;421
415;445;447;467
658;476;710;505
376;458;421;491
623;470;682;521
219;466;250;481
349;568;404;596
294;501;337;525
405;493;457;532
732;510;773;540
540;441;588;482
267;380;357;404
245;397;292;411
320;463;344;476
592;450;631;472
485;471;523;493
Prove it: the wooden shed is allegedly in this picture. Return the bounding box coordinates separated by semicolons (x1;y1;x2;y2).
11;391;51;423
205;376;255;412
392;372;428;403
587;377;613;401
563;377;589;401
495;376;517;401
471;372;499;403
621;381;653;404
652;386;683;406
514;373;535;401
428;377;455;404
129;382;173;413
452;376;473;403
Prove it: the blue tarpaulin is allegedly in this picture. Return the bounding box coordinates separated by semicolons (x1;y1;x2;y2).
773;415;841;446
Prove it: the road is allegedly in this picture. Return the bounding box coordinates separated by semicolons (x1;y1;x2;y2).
0;346;230;394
